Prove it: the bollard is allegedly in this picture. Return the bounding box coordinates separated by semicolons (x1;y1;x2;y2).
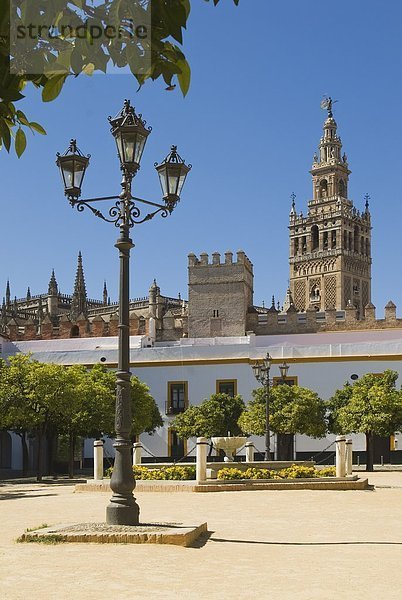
196;437;209;483
336;435;347;478
93;439;104;481
345;438;353;476
245;441;254;463
132;442;142;466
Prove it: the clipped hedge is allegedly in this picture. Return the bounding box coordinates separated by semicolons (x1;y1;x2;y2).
217;464;336;481
105;464;196;480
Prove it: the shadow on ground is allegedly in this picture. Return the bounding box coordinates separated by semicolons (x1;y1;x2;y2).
0;491;58;501
210;537;402;546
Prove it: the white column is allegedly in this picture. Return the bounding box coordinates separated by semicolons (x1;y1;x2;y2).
245;442;254;463
196;437;208;483
93;440;104;481
336;435;347;478
345;438;353;476
132;442;142;466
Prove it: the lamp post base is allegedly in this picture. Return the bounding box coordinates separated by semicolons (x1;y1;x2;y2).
106;499;140;526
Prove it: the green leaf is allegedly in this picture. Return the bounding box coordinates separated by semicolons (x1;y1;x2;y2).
0;119;11;152
177;57;191;96
42;75;67;102
15;127;27;157
82;62;95;75
16;110;30;127
29;122;46;135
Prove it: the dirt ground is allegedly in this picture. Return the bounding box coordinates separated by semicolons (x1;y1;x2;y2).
1;471;402;600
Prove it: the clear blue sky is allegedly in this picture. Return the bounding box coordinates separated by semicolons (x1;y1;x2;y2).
2;0;402;313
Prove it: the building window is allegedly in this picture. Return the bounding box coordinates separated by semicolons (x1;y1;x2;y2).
310;286;320;303
166;381;188;415
213;310;219;318
138;316;146;334
331;230;337;249
216;380;237;397
168;428;187;459
272;376;298;387
311;225;319;250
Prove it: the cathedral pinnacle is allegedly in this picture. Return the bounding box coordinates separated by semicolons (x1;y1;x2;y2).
48;270;58;296
70;251;88;321
5;280;10;308
103;281;108;306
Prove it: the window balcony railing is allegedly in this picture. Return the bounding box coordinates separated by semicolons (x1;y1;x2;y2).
165;401;186;415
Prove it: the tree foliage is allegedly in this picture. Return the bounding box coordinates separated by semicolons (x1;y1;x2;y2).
239;385;326;438
172;393;245;439
0;354;162;477
328;371;402;438
0;0;239;155
327;371;402;471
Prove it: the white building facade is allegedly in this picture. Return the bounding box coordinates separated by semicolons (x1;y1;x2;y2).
2;329;402;471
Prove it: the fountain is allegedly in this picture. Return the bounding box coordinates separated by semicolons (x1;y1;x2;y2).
211;436;247;462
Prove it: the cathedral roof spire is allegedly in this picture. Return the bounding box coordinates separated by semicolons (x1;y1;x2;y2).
70;251;88;320
48;270;58;296
5;280;10;308
103;280;108;306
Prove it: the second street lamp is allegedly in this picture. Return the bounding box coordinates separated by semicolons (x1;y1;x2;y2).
252;353;272;461
56;99;191;526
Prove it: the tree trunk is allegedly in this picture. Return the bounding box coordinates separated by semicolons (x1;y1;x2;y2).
68;432;75;479
36;428;44;482
17;432;29;476
46;431;57;478
277;433;294;461
366;431;374;472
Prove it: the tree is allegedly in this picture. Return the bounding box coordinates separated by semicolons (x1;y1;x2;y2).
239;385;326;460
49;365;162;477
328;371;402;472
0;355;162;478
172;393;245;440
0;354;65;479
0;354;33;475
0;0;239;155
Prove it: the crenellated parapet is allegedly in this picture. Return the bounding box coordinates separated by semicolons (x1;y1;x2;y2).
251;301;402;335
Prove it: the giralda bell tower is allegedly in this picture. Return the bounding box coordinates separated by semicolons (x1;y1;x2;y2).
288;99;372;317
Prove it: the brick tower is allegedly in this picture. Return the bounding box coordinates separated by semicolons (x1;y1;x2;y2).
289;99;372;316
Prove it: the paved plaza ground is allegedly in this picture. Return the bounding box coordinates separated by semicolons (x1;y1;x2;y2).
1;472;402;599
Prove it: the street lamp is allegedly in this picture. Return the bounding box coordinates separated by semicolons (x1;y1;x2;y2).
56;99;191;526
278;361;290;382
252;352;272;461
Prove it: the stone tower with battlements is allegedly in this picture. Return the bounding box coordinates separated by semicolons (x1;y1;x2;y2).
188;250;254;338
289;100;372;316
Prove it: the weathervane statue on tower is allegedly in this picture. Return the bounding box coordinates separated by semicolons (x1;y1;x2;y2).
321;96;338;118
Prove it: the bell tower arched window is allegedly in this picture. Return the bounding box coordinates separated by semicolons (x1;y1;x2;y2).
310;286;320;303
311;225;319;250
319;179;328;198
339;179;346;197
354;226;359;252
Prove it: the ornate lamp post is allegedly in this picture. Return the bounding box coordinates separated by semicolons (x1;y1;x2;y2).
252;353;272;461
278;361;290;383
56;100;191;525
